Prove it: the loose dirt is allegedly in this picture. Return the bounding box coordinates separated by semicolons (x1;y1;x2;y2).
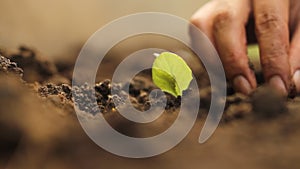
1;47;300;169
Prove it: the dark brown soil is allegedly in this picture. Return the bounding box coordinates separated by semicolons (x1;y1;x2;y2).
1;47;300;169
0;55;23;77
7;46;69;84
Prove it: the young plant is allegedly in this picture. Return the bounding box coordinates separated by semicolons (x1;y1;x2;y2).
152;52;193;97
247;44;260;62
247;44;261;71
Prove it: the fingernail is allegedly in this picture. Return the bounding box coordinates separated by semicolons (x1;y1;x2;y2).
233;75;252;95
293;70;300;93
269;75;287;95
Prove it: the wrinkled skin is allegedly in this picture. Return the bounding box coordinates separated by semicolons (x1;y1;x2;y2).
190;0;300;95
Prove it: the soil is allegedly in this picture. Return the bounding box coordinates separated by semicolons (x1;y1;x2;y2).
0;47;300;169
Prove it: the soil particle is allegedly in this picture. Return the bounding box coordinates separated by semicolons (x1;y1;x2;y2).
248;60;255;72
223;93;251;122
288;82;297;98
226;93;249;106
95;79;111;98
71;83;100;114
223;103;252;122
0;55;23;77
251;85;287;119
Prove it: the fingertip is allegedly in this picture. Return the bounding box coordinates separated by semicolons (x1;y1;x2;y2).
269;75;288;96
233;75;254;95
293;70;300;93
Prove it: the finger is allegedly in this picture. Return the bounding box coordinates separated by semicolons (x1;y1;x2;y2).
190;1;218;45
253;0;290;95
290;24;300;92
212;0;256;95
190;1;222;73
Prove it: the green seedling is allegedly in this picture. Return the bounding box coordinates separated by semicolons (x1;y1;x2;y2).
152;52;193;97
247;44;261;71
247;44;260;62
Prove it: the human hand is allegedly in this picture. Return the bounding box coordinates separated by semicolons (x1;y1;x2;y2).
190;0;300;95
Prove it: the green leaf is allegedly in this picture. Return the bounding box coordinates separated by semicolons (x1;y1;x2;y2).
152;52;193;97
152;68;180;97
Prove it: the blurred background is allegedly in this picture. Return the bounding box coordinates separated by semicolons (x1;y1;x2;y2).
0;0;208;60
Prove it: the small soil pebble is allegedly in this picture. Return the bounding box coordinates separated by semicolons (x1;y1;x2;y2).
251;85;287;119
226;93;249;106
223;103;252;122
288;82;297;98
0;55;23;77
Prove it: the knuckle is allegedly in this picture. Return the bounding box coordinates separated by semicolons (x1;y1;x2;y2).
223;51;247;74
261;55;279;68
261;40;289;60
255;12;285;35
261;53;288;74
226;51;239;62
213;10;234;28
261;53;285;67
226;51;244;64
